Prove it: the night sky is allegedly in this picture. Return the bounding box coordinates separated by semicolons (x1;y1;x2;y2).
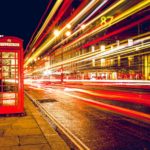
0;0;50;49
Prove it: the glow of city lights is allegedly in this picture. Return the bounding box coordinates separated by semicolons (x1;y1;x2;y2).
43;70;52;76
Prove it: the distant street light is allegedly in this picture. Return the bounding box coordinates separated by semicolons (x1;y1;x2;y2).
54;29;60;37
81;24;86;29
66;24;71;29
65;31;71;37
101;45;105;51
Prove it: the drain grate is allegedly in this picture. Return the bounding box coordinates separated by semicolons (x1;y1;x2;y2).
38;99;57;103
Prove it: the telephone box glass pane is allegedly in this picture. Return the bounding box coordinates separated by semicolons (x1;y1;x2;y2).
2;52;17;58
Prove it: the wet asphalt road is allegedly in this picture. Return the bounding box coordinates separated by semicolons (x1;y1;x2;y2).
25;85;150;150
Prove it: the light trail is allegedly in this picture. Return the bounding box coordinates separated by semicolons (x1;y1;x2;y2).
64;88;150;106
24;0;125;66
29;0;73;58
74;0;109;30
30;0;63;48
25;0;53;54
25;78;150;87
24;0;63;62
63;92;150;123
24;1;150;68
82;41;150;62
53;0;125;52
24;0;98;66
47;0;90;50
68;0;99;26
25;32;150;75
63;0;150;50
83;16;150;48
74;50;150;71
52;12;150;60
44;37;150;69
63;32;150;71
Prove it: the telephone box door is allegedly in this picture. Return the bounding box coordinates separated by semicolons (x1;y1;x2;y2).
0;36;24;114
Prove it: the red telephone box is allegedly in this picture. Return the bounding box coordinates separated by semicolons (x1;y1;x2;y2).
0;36;24;114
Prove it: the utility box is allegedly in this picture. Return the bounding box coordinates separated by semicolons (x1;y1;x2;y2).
0;36;24;114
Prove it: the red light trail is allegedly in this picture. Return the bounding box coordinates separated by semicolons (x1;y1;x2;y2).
63;91;150;123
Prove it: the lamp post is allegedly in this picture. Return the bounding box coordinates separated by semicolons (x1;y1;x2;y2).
53;27;72;83
60;29;71;83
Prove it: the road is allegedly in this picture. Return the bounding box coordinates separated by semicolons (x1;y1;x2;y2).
25;83;150;150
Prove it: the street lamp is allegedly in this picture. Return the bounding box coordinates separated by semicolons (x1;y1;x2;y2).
81;24;86;29
66;24;71;29
54;29;60;37
65;31;71;37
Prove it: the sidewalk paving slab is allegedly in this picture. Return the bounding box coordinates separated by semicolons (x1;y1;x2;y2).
0;95;70;150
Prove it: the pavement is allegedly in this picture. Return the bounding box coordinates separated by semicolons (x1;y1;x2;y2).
0;95;70;150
